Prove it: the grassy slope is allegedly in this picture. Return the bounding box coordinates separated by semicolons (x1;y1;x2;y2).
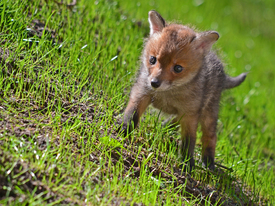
0;0;274;205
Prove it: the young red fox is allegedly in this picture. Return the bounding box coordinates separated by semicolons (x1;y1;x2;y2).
122;10;246;171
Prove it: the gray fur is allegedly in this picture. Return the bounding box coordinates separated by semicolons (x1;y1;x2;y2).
224;73;247;89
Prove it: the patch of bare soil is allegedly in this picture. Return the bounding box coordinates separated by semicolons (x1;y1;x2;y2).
0;151;73;205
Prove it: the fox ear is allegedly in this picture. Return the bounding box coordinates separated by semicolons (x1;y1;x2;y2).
193;31;219;54
148;10;166;36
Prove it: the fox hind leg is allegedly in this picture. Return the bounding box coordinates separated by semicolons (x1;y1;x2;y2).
179;115;199;171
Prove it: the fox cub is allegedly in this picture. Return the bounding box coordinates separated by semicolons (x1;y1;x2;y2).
122;10;246;170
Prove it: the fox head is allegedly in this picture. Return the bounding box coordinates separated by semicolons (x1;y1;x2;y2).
142;10;219;91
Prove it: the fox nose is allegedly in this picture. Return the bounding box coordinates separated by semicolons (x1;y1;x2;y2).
151;79;161;88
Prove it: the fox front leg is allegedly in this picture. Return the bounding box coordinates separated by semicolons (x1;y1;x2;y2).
178;115;199;171
122;87;151;136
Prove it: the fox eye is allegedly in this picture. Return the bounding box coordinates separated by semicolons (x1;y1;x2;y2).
149;56;157;65
173;65;183;73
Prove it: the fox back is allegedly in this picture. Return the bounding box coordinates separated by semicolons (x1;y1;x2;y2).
122;10;246;171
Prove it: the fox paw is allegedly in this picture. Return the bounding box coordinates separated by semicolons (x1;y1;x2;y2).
202;156;215;171
180;157;195;172
116;122;132;137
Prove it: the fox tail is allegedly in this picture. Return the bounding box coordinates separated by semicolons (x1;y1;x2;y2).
224;73;247;89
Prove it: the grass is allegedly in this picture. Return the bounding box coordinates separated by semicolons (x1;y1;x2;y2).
0;0;274;205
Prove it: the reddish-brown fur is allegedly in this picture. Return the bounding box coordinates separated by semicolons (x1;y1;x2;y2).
121;10;246;171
